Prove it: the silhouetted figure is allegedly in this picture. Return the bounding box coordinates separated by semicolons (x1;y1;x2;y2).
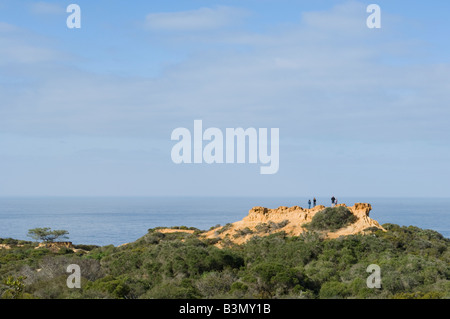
313;198;317;207
308;199;311;209
331;196;336;207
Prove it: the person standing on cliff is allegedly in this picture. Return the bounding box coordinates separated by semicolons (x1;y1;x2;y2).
331;196;336;207
313;198;317;207
308;199;311;209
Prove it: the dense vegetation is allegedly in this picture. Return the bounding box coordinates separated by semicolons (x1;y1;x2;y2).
305;206;357;232
0;223;449;299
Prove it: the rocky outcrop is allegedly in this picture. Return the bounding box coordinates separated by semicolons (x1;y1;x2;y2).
202;203;385;246
329;203;384;239
35;241;75;252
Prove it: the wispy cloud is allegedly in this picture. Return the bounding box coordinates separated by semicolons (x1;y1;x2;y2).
1;1;450;196
0;21;18;32
1;2;449;143
144;6;247;31
0;22;62;65
28;1;65;15
0;40;58;65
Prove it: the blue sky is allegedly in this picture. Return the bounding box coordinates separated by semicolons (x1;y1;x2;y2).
0;1;449;197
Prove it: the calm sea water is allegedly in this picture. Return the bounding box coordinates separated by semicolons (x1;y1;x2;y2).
0;197;449;246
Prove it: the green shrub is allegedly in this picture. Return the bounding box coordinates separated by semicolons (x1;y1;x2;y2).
85;275;131;299
306;207;357;232
216;223;233;235
319;281;350;299
1;238;26;245
73;244;99;251
144;278;199;299
203;238;220;245
255;220;290;234
1;276;26;299
246;262;304;298
255;223;270;233
57;247;74;255
1;218;449;300
233;228;254;238
392;291;446;299
270;220;290;230
195;270;237;297
363;226;382;233
27;227;69;243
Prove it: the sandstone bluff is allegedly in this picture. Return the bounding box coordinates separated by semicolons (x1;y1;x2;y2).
199;203;385;246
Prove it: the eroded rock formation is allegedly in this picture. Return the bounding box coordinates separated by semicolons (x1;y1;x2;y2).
202;203;385;246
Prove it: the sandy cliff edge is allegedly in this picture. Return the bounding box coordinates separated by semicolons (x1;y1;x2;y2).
200;203;385;246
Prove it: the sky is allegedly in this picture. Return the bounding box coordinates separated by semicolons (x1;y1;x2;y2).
0;0;449;197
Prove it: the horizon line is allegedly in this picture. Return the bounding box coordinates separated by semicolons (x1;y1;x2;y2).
1;195;450;199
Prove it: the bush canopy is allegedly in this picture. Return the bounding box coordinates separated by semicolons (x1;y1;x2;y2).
306;206;357;232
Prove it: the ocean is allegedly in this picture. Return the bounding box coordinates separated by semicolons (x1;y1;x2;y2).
0;197;449;246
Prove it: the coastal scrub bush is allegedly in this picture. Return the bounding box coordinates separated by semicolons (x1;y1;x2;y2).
57;247;74;255
85;275;131;299
306;207;357;232
233;227;254;238
255;223;270;233
392;291;446;299
319;281;351;299
246;262;304;298
255;220;290;234
1;219;449;299
195;270;237;297
229;281;249;298
27;228;69;243
143;278;199;299
270;220;290;230
0;276;26;299
73;244;99;251
1;238;32;246
216;223;233;235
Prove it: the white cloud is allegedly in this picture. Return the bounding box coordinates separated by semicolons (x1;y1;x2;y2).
1;1;449;144
29;1;64;15
0;23;61;65
0;40;58;64
0;21;18;32
301;1;367;33
144;6;247;31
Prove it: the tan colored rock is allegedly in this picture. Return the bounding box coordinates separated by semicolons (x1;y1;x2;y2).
202;203;385;246
155;228;195;234
35;241;75;252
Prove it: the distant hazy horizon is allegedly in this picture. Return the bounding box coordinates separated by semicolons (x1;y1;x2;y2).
1;196;448;246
